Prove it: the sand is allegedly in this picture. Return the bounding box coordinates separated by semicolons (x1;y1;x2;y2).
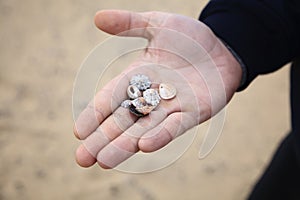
0;0;290;199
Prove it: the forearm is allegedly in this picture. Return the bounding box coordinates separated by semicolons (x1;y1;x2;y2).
199;0;300;90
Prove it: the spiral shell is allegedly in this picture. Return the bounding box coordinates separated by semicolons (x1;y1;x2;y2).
129;74;151;91
158;83;177;100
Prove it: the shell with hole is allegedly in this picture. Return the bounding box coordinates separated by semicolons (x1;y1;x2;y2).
127;85;142;99
158;83;177;100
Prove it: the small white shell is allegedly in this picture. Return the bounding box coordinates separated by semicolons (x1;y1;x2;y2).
121;100;131;108
143;89;161;107
127;85;141;99
159;83;176;100
129;74;151;91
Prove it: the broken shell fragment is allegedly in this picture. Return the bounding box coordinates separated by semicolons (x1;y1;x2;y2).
129;74;151;91
159;83;177;100
135;104;155;115
127;85;142;99
143;89;161;107
129;97;154;116
129;105;145;117
131;97;147;108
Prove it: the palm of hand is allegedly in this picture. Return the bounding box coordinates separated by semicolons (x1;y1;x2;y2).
74;10;242;169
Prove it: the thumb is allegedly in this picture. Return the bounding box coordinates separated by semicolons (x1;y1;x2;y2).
94;10;157;38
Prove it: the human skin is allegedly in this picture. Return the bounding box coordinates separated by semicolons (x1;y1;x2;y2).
73;10;242;169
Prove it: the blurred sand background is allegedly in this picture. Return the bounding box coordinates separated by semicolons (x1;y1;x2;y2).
0;0;290;199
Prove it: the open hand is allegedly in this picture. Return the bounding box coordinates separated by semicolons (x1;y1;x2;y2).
73;10;242;169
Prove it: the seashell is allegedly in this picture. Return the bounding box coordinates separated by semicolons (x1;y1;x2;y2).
158;83;177;100
129;97;154;116
131;97;147;108
143;89;160;107
121;99;132;108
143;89;161;107
129;105;145;117
127;85;141;99
135;104;155;115
129;74;151;91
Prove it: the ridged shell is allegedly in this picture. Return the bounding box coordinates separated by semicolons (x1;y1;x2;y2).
158;83;176;100
127;85;141;99
129;74;151;91
143;89;161;107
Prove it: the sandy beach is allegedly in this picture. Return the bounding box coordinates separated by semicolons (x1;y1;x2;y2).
0;0;290;199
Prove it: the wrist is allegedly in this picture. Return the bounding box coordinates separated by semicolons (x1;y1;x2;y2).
211;37;243;101
220;39;247;91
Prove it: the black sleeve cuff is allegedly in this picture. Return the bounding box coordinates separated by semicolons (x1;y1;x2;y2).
199;0;300;90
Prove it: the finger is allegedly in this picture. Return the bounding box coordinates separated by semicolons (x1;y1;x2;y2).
73;65;159;140
96;135;138;169
74;74;129;139
94;85;183;168
87;90;180;168
96;109;170;169
76;107;137;167
138;112;197;152
94;10;169;38
78;107;137;166
75;144;97;168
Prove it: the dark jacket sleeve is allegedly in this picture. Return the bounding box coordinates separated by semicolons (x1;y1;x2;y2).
199;0;300;90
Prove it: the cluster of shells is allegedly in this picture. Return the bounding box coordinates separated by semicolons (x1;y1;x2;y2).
121;74;176;117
